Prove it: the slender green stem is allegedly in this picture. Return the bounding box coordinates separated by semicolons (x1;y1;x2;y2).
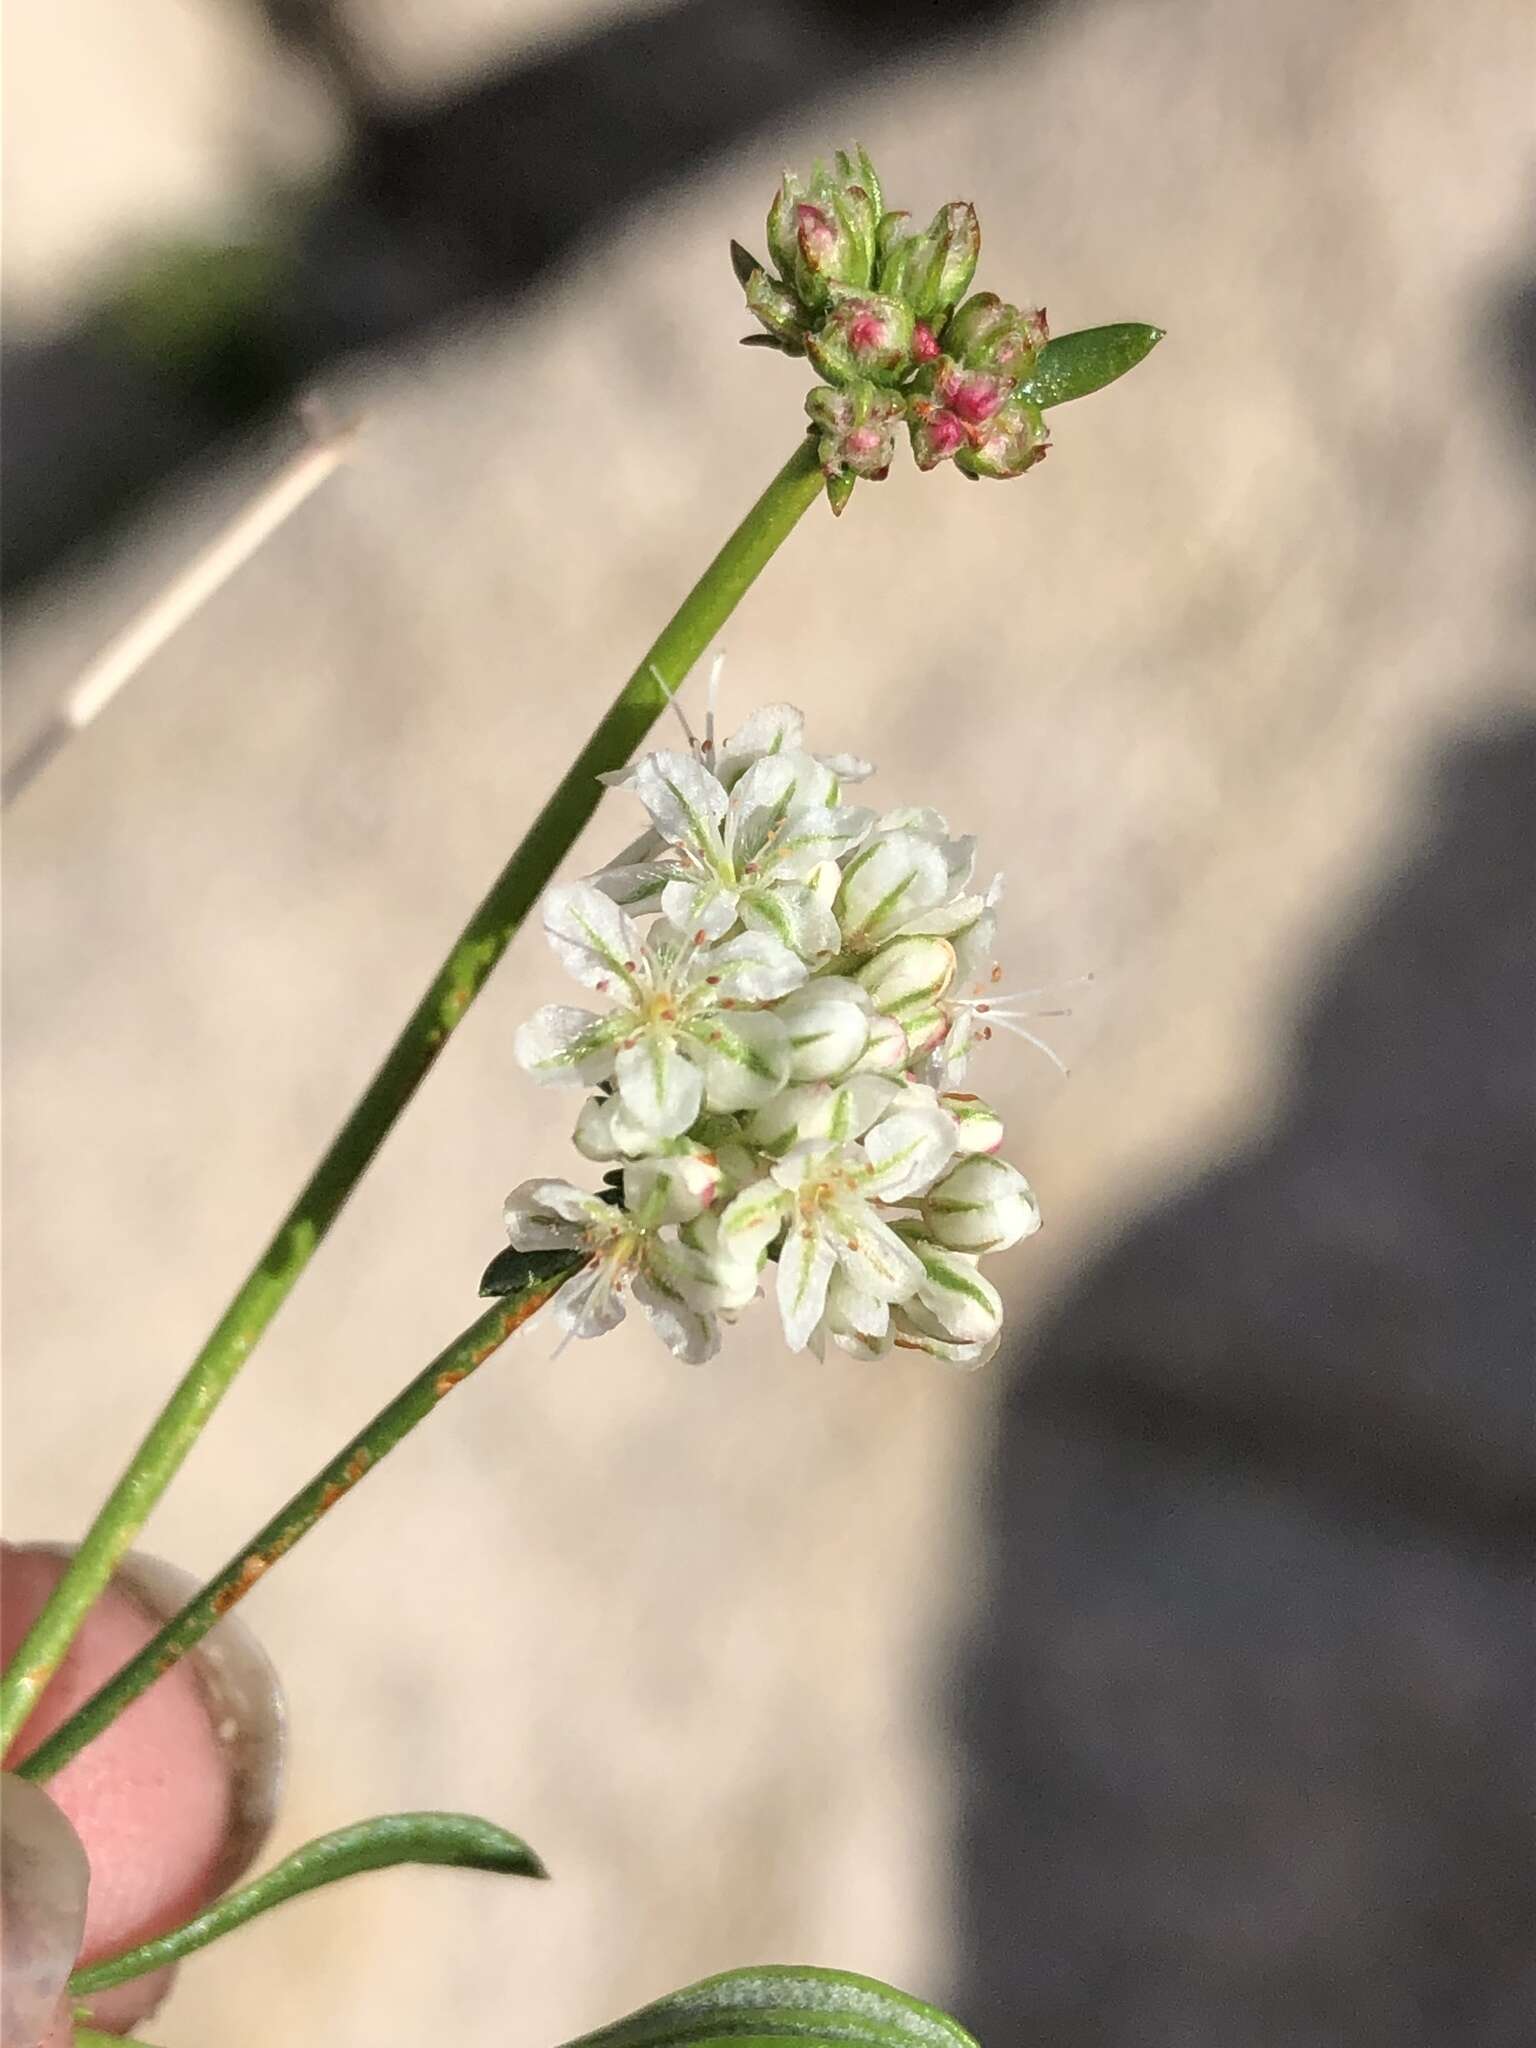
0;437;823;1753
73;2032;163;2048
16;1257;583;1782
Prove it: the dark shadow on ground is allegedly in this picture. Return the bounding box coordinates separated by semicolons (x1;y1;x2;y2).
1;0;1046;595
950;711;1536;2044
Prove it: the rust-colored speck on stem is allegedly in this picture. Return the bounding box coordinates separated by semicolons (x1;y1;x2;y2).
213;1552;269;1614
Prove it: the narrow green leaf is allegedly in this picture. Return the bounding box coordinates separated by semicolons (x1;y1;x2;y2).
552;1965;979;2048
1023;322;1164;408
479;1244;583;1298
69;1813;547;1995
730;239;765;287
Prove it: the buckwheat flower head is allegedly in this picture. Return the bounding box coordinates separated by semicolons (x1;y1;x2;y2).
728;144;1163;513
498;694;1054;1366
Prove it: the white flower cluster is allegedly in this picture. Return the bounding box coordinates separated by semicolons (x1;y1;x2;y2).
506;702;1043;1366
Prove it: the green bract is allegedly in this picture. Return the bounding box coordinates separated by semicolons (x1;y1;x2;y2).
735;144;1163;510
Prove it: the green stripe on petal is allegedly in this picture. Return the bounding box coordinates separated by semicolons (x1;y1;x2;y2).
688;1009;792;1111
614;1030;704;1138
514;1005;626;1082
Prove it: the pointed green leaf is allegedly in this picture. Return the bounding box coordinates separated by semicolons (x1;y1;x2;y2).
553;1964;979;2048
69;1813;547;1995
479;1244;584;1297
825;472;857;517
1023;322;1164;408
731;240;766;288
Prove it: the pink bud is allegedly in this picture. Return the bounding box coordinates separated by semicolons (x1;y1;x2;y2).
912;321;941;363
796;204;838;267
939;367;1006;426
848;311;889;357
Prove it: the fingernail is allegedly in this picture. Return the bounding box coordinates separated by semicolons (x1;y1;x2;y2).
23;1546;286;1893
1;1773;88;2048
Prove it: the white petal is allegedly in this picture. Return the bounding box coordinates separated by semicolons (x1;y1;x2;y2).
718;1178;792;1262
730;749;838;836
503;1177;605;1251
661;873;738;941
826;1270;892;1341
756;803;875;881
948;877;1002;980
830;1203;925;1302
776;1221;836;1351
631;1271;721;1363
552;1261;627;1341
572;1095;623;1160
820;750;874;786
687;1008;792;1111
877;804;951;837
696;931;807;1003
630;750;729;849
896;894;987;942
657;1222;759;1313
614;1029;705;1138
587;861;672;913
542;883;647;998
715;703;805;783
514;1004;623;1084
835;832;951;950
858;1105;960;1202
740;881;841;963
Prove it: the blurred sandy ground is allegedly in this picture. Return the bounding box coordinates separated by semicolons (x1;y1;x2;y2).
3;0;1533;2042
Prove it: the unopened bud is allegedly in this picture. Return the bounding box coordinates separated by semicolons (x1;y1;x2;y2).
777;980;872;1082
854;1010;910;1073
623;1148;722;1224
806;381;906;491
857;935;957;1025
745;268;808;351
768;155;881;312
943;292;1044;379
906;397;970;472
954;395;1050;479
894;1229;1005;1346
876;203;979;324
806;287;915;387
941;1092;1006;1154
922;1154;1041;1252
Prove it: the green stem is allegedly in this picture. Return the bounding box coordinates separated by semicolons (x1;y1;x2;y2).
0;437;823;1754
16;1256;582;1782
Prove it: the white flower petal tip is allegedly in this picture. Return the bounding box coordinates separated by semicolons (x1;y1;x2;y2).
511;696;1059;1368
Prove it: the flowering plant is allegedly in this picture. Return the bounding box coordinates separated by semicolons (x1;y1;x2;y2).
500;698;1041;1368
2;142;1157;2048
